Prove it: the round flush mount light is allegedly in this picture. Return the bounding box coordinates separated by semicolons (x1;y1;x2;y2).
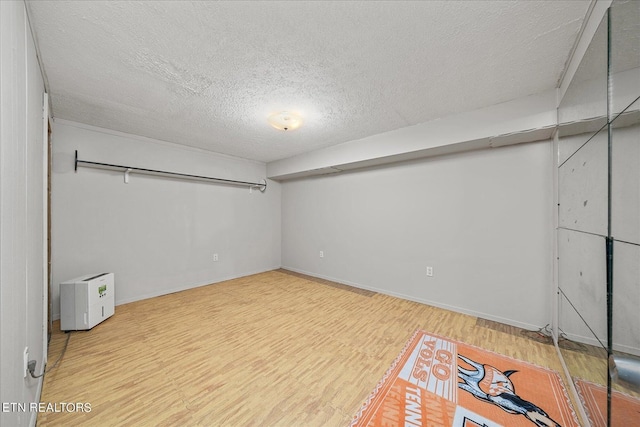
267;111;303;131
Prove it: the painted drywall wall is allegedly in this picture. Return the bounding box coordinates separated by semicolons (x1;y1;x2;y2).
0;2;47;426
50;122;281;320
281;141;553;330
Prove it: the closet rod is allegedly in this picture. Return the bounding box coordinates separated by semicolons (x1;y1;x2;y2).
74;151;266;192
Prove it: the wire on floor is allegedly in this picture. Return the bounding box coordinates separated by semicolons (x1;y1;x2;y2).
536;324;553;338
28;331;72;379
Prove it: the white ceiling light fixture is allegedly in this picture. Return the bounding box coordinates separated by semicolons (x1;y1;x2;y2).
268;111;303;131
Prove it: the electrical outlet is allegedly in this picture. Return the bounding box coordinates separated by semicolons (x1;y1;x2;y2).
319;251;324;258
213;253;219;262
426;266;433;277
28;360;37;376
23;347;29;378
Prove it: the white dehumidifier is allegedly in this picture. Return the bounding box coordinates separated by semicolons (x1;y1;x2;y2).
60;272;115;331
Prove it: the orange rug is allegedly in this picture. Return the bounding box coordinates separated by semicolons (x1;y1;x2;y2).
352;330;579;427
575;378;640;426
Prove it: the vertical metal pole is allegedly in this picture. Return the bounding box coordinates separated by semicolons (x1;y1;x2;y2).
606;236;613;427
606;8;613;427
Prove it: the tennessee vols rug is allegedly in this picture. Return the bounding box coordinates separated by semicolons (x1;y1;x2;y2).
351;330;579;427
575;378;640;426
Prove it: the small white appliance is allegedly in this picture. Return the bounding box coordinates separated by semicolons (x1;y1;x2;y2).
60;272;115;331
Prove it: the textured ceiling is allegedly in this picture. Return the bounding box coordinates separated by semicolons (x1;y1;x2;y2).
26;1;591;163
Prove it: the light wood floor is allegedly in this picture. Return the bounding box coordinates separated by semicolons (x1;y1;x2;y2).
39;270;578;426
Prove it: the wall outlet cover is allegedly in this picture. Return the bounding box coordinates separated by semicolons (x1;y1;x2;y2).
23;347;29;378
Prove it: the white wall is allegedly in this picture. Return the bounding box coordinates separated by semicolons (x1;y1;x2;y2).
50;121;281;319
281;141;554;330
0;1;47;426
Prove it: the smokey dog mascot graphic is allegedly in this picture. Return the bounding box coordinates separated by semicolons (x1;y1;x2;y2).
457;354;561;427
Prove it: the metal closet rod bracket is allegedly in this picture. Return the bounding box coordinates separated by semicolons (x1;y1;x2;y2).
74;150;267;192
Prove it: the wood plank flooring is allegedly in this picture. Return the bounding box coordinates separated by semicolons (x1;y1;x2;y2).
39;270;577;426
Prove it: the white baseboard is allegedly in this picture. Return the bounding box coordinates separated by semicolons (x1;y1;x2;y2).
560;330;640;357
52;265;281;320
281;266;543;331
